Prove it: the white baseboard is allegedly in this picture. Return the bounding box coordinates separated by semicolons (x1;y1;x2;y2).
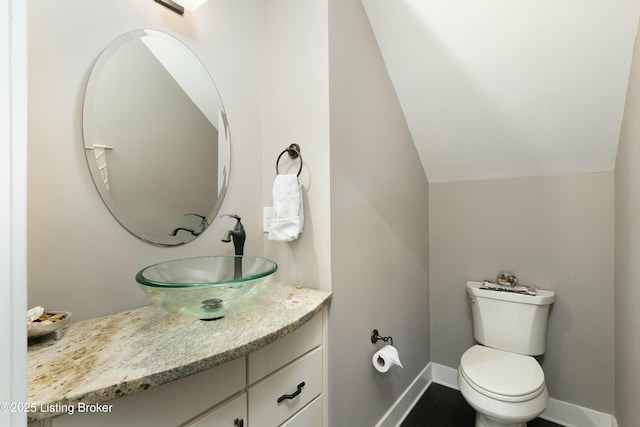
542;397;617;427
378;362;616;427
375;364;431;427
431;362;459;390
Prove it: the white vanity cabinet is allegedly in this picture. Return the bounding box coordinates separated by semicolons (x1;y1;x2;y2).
34;312;325;427
187;312;325;427
248;348;323;427
247;313;324;427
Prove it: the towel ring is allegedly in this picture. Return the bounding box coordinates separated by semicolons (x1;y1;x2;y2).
276;143;303;177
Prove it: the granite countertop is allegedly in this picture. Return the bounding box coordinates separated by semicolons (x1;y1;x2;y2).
27;282;331;421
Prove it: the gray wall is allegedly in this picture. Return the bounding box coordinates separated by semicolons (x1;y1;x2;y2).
429;173;615;414
614;16;640;426
261;0;331;290
328;0;430;425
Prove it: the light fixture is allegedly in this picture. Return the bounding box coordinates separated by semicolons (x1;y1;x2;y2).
174;0;207;11
155;0;184;15
155;0;207;14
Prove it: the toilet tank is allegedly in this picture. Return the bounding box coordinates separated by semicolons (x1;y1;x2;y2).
466;281;555;356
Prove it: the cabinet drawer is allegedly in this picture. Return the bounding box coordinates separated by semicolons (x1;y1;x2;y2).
185;393;247;427
280;395;324;427
248;347;323;427
248;313;322;384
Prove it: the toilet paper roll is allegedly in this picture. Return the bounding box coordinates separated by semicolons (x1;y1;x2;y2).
372;345;403;373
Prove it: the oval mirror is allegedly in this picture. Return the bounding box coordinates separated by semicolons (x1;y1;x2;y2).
83;29;230;246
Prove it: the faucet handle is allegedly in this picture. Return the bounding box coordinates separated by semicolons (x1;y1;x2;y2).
185;213;207;220
185;213;209;233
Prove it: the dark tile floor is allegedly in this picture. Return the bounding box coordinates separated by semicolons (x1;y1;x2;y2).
400;383;563;427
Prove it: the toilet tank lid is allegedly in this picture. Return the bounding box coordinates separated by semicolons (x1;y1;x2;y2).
467;281;555;305
460;345;545;398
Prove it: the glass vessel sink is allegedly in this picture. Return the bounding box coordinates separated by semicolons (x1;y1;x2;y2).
136;256;277;320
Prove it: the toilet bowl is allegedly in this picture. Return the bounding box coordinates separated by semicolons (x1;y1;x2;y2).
458;345;548;427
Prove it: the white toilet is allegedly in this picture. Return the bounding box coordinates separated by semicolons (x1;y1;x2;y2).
458;281;555;427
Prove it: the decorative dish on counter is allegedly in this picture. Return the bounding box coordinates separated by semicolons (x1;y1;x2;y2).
27;306;72;341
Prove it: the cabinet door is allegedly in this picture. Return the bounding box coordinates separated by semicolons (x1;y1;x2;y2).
184;393;247;427
52;357;246;427
248;347;322;427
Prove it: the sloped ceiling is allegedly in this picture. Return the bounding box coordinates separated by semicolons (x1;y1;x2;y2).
362;0;640;183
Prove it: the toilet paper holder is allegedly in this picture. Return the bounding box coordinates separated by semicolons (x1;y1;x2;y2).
371;329;393;346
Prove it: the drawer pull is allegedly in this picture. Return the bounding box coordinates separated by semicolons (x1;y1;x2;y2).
277;382;306;403
234;418;244;427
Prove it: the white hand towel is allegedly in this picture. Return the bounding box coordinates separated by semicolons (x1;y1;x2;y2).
269;174;304;241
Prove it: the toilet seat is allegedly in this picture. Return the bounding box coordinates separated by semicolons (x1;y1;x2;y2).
460;345;545;403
